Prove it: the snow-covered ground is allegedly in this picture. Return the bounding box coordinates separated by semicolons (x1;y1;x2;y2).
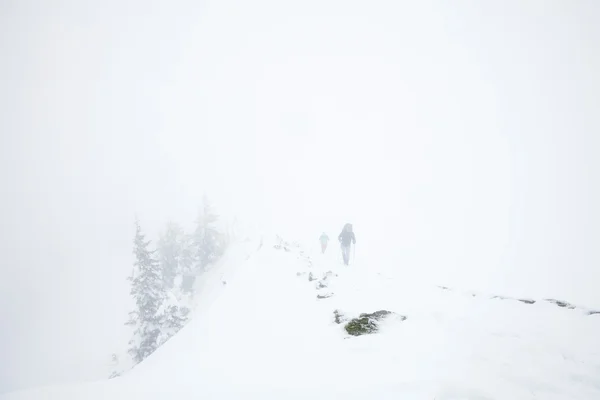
4;236;600;400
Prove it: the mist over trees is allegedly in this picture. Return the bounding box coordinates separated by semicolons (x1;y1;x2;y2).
112;198;229;376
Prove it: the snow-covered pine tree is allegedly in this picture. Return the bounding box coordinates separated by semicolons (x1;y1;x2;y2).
178;232;196;296
156;222;192;335
191;196;225;272
178;233;194;274
157;222;184;290
126;219;165;364
156;292;191;347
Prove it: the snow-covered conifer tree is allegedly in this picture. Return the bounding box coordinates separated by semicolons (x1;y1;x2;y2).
157;222;184;290
156;292;191;347
191;196;225;271
126;219;165;364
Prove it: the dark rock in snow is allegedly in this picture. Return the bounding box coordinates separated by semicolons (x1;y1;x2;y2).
518;298;536;305
333;310;347;324
308;272;317;282
588;310;600;316
544;299;576;309
316;280;328;289
273;236;293;252
491;295;534;304
108;371;121;379
437;286;450;291
344;310;406;336
317;293;334;299
366;310;396;319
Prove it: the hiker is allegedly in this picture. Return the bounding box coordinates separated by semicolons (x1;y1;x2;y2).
338;223;356;265
319;232;329;253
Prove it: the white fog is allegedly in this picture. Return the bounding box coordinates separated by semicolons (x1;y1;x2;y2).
1;1;599;398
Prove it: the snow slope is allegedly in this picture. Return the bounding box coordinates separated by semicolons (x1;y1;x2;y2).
3;236;600;400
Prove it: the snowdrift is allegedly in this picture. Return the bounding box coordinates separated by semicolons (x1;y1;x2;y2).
3;236;600;400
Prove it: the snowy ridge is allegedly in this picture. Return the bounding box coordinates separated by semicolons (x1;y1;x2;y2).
3;235;600;400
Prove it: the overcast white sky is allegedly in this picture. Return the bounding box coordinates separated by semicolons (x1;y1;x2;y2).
1;0;599;393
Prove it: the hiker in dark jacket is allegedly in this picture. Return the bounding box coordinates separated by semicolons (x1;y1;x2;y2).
338;223;356;265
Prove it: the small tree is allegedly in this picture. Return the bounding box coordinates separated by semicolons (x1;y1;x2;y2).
178;232;195;275
157;222;184;290
191;197;224;271
126;219;165;364
156;292;191;347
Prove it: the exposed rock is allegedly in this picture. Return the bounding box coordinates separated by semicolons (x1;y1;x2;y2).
308;272;317;282
316;280;328;289
367;310;397;319
317;293;334;299
589;310;600;316
518;298;536;305
274;235;292;252
545;299;576;309
438;286;450;291
491;295;535;305
333;309;347;324
344;310;406;336
108;371;121;379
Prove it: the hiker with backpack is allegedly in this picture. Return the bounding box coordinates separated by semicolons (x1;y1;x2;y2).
319;232;330;254
338;223;356;265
